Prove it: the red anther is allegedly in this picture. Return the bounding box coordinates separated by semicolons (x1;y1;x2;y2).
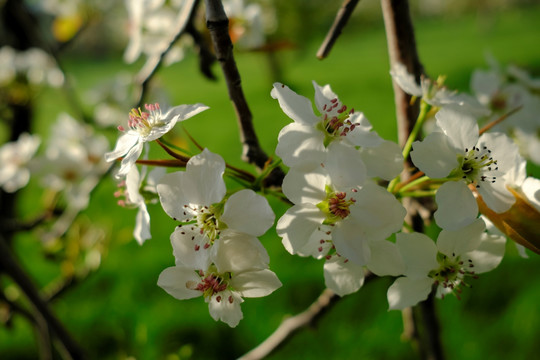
318;247;323;252
216;296;222;302
204;243;210;249
117;125;125;132
228;296;234;303
194;244;200;251
331;98;338;104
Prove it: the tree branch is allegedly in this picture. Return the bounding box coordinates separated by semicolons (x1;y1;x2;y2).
0;235;85;359
317;0;361;59
239;272;376;359
204;0;284;187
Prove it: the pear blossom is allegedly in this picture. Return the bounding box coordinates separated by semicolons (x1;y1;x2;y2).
158;262;281;327
387;218;505;310
104;102;209;178
410;107;521;229
0;133;40;193
271;82;403;180
157;149;275;268
277;164;406;266
223;0;266;49
390;62;488;116
116;166;165;245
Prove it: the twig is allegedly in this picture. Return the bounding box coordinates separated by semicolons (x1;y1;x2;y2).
0;234;84;359
239;272;376;360
317;0;361;59
134;0;200;107
204;0;284;187
479;106;522;135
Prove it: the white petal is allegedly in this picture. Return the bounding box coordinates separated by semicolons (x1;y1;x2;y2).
434;181;478;230
221;189;274;236
297;224;333;259
126;165;143;203
396;232;439;279
410;132;458;179
281;166;327;205
231;269;282;298
134;202;151;245
276;204;325;254
387;276;433;310
157;266;201;300
522;177;540;212
437;218;485;257
213;230;270;272
435;107;479;151
477;181;514;213
116;140;144;178
167;103;209;122
183;149;226;205
271;83;320;125
104;132;139;162
332;220;371;266
208;290;244;327
313;81;338;113
465;232;505;274
358;140;403;180
341;112;383;148
157;172;192;221
324;142;366;189
367;240;406;276
275;122;325;169
170;227;211;270
323;256;365;296
390;63;423;96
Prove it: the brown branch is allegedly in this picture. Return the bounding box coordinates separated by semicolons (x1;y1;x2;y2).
381;1;443;359
239;272;376;360
479;106;522;135
317;0;361;59
0;235;84;359
204;0;284;187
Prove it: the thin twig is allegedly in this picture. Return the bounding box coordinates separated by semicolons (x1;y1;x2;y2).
135;0;200;107
0;235;84;359
317;0;361;59
204;0;284;187
239;272;376;360
479;106;522;135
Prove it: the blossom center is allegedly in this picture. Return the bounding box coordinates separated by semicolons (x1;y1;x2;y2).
120;103;163;137
188;268;231;300
318;98;358;146
429;252;478;300
458;146;498;188
317;186;356;223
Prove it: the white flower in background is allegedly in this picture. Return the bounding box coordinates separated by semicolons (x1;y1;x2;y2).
0;133;40;193
387;218;505;310
277;164;405;267
157;149;275;269
271;82;403;180
0;46;64;87
410;107;521;229
105;102;209;178
158;261;281;327
223;0;265;49
391;62;488;117
116;166;165;245
124;0;191;65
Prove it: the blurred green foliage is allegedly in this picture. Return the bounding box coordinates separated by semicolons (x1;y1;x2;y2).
2;3;540;359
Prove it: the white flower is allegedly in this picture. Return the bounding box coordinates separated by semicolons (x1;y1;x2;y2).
277;164;405;266
105;102;209;178
116;166;165;245
271;82;403;180
0;133;40;192
391;62;488;116
223;0;266;49
157;149;275;268
158;262;281;327
410;107;521;229
387;218;505;310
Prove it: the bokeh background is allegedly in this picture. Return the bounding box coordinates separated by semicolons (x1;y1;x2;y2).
1;0;540;359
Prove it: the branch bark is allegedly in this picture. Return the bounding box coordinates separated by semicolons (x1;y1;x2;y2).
204;0;284;186
381;1;443;359
317;0;361;59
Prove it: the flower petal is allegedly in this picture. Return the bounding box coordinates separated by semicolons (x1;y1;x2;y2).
276;204;325;255
358;139;403;180
213;230;270;273
396;232;439;279
437;218;485;258
367;240;406;276
275;122;325;169
231;269;282;298
271;83;319;125
465;232;505;274
435;107;479;151
208;290;244;327
387;276;433;310
434;181;478;230
104;132;139;162
324;142;366;189
221;189;274;236
410;132;458;179
157;266;201;300
323;256;365;296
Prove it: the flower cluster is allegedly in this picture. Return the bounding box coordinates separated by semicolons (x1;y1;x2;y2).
156;149;281;327
272;81;407;296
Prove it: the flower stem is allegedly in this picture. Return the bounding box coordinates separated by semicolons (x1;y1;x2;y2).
397;175;431;194
401;101;431;160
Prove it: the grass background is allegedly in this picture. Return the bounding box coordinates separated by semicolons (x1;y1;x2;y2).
2;3;540;359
